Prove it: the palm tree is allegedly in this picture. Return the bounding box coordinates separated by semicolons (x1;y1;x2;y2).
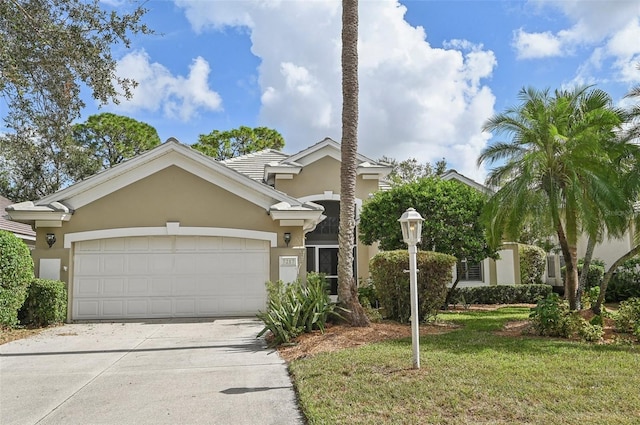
478;86;634;310
338;0;369;326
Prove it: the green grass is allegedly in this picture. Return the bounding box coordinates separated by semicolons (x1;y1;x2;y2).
289;307;640;425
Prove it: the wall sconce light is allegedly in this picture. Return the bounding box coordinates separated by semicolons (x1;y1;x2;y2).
283;232;292;247
46;233;56;248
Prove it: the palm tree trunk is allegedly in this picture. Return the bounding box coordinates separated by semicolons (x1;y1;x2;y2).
592;244;640;314
576;236;596;310
338;0;369;327
556;222;579;310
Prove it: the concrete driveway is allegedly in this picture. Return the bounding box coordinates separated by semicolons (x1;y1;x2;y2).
0;318;303;425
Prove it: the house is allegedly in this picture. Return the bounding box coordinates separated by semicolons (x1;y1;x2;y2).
5;138;391;321
0;195;36;248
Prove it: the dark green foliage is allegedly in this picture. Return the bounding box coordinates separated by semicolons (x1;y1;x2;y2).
1;0;152;142
450;284;552;305
369;250;456;323
357;280;382;323
20;279;67;326
606;257;640;302
529;293;604;342
0;230;34;326
257;273;342;346
359;177;496;265
193;126;285;160
72;113;161;170
614;297;640;341
518;244;546;284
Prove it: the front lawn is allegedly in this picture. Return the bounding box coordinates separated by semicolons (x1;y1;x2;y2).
289;307;640;424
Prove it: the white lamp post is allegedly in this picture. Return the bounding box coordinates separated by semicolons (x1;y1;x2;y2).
398;207;424;369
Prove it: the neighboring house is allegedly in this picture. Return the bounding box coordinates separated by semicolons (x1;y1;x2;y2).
0;195;36;248
5;138;390;321
442;169;639;289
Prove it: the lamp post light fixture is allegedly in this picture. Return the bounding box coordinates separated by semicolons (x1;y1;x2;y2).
46;233;57;248
283;232;292;247
398;207;424;369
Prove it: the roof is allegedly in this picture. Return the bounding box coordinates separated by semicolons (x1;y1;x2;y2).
221;149;289;182
0;195;36;240
441;169;493;194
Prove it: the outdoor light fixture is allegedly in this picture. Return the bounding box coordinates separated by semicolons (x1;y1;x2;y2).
398;207;424;369
46;233;56;248
283;232;292;247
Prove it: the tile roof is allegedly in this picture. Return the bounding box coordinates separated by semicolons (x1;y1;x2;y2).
221;149;290;182
0;195;36;238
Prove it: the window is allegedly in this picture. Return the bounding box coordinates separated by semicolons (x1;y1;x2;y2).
546;255;556;278
457;261;483;281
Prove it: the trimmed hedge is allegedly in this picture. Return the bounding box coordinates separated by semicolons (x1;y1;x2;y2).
0;230;34;326
370;250;456;323
518;244;546;285
20;279;67;326
450;284;552;305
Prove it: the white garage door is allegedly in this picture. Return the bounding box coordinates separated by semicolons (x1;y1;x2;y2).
72;236;270;320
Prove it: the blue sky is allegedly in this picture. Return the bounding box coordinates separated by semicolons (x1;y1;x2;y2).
80;1;640;179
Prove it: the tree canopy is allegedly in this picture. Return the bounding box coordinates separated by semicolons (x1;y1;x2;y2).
72;112;161;170
1;113;160;201
380;156;447;186
479;86;640;310
1;0;151;137
192;126;285;160
359;177;496;265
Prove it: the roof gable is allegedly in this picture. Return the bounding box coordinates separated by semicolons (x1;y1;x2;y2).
35;139;309;211
441;170;493;194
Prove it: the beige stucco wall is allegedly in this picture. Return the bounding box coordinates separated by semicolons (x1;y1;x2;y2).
32;165;306;285
577;228;634;270
274;155;381;282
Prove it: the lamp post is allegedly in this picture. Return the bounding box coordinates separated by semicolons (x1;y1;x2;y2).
398;207;424;369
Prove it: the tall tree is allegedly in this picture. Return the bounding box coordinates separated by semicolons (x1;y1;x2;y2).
338;0;368;326
192;126;285;160
72;112;161;170
380;156;447;186
1;0;151;139
359;177;497;304
479;86;634;310
1;114;160;201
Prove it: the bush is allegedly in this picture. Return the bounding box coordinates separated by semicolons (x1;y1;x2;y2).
518;244;546;285
529;293;604;342
257;273;342;346
614;297;640;340
370;250;456;323
0;230;34;327
20;279;67;326
606;258;640;303
449;284;552;305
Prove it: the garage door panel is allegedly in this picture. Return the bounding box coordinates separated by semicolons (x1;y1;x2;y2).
73;236;269;320
103;278;125;295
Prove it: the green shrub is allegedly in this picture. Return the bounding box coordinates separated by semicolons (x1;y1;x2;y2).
529;293;577;338
370;250;456;323
606;258;640;302
257;273;342;346
0;230;34;327
357;279;379;308
519;244;546;285
614;297;640;340
20;279;67;326
450;284;552;305
529;293;604;342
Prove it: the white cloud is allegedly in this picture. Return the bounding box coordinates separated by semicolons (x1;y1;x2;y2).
114;50;223;121
514;1;640;85
175;0;497;179
513;29;563;59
